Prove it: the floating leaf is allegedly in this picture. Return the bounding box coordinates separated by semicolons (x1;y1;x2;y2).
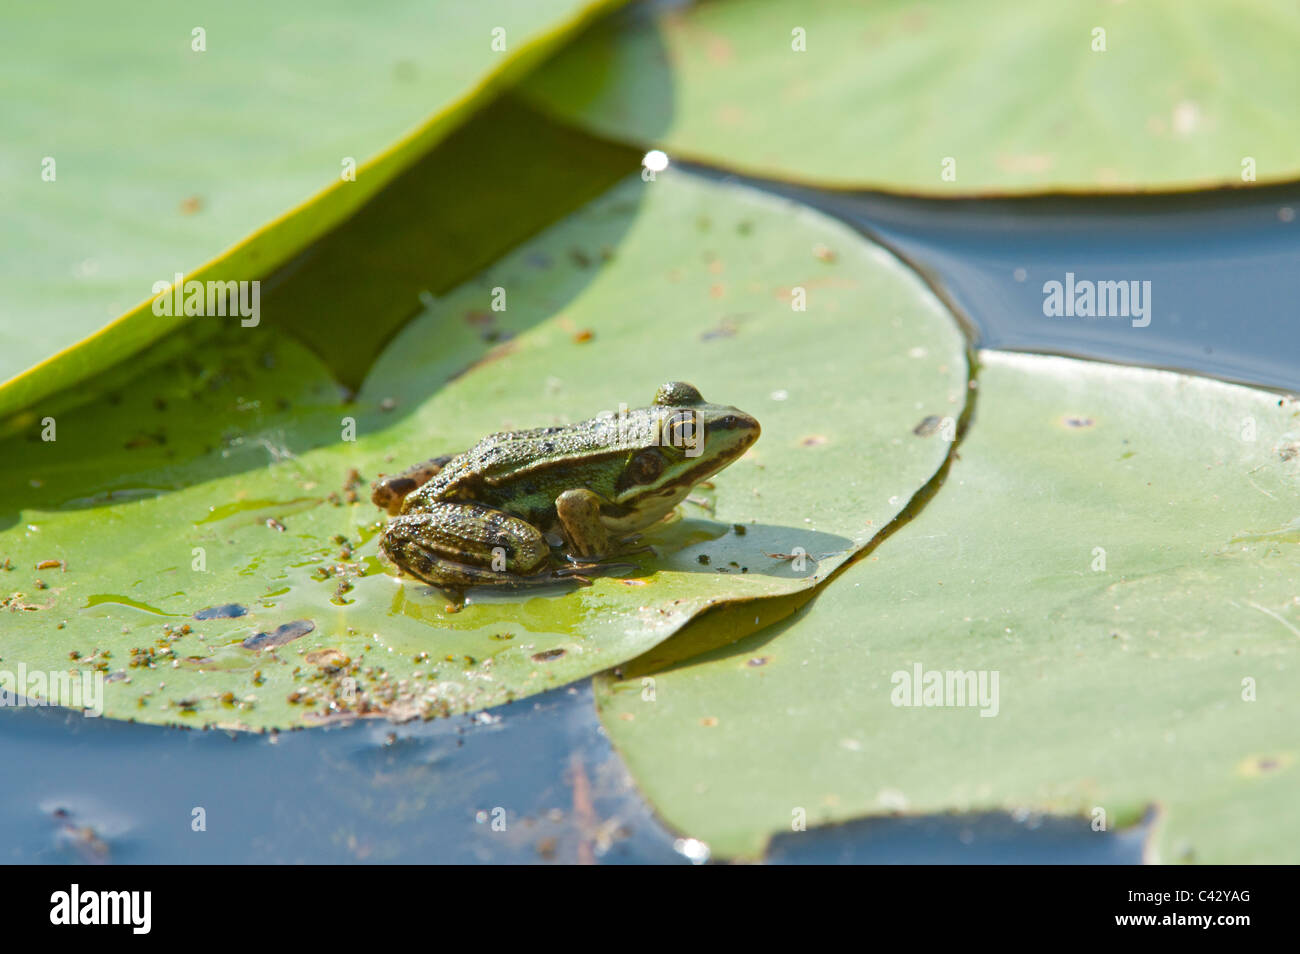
525;0;1300;194
595;351;1300;862
0;0;626;417
0;171;967;729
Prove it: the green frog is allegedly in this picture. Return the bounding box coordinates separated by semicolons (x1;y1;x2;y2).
373;382;759;591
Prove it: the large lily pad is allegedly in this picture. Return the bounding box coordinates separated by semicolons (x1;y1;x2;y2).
594;351;1300;862
0;171;967;730
0;0;624;418
524;0;1300;195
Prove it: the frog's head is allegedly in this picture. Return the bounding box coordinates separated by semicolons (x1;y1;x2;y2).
604;382;760;531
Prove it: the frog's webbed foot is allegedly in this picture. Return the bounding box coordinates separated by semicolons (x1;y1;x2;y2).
462;560;635;591
552;559;640;581
615;541;657;559
547;568;595;587
607;531;657;557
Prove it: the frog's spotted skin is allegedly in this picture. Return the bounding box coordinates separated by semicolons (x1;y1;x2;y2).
373;382;760;592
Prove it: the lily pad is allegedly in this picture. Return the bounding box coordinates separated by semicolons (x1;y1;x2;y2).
0;171;967;730
0;0;625;418
594;351;1300;862
524;0;1300;195
0;96;642;451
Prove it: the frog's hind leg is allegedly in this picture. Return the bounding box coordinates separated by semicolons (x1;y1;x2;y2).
380;502;550;587
371;453;459;515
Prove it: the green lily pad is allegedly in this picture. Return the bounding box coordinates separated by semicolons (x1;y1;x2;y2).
0;0;624;418
594;351;1300;862
524;0;1300;194
0;95;642;450
0;171;967;730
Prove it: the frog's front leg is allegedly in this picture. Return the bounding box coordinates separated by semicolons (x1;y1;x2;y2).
555;488;613;559
381;500;549;588
371;453;459;516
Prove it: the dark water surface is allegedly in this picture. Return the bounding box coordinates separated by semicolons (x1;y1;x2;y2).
6;176;1291;864
750;176;1300;392
1;685;679;864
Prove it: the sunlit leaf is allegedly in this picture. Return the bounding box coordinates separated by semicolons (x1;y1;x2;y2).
0;0;626;417
525;0;1300;194
0;172;967;729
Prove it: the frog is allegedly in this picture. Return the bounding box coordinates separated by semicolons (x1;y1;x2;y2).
372;382;760;592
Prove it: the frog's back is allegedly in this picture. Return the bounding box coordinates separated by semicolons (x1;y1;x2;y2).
415;418;638;515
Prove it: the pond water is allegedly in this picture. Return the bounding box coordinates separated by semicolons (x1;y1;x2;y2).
757;176;1300;392
6;173;1294;864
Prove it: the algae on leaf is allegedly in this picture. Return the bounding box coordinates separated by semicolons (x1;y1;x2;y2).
0;172;967;730
595;352;1300;863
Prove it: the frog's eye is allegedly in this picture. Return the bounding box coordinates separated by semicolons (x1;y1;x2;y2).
662;409;702;454
654;382;704;406
625;449;665;485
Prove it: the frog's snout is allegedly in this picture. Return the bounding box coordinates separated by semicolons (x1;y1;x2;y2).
709;410;760;446
701;409;760;466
